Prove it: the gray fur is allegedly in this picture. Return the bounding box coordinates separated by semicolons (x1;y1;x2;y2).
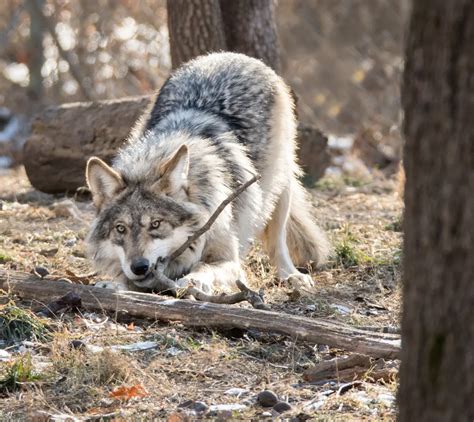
86;52;330;293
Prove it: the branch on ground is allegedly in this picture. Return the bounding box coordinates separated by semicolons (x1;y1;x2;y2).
0;270;401;359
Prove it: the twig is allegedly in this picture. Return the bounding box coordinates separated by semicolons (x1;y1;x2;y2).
167;173;260;261
183;280;269;310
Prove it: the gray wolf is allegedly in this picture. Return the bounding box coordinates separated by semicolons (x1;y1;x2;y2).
86;52;330;293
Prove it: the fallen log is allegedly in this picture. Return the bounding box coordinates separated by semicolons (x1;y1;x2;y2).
23;95;330;193
0;270;400;359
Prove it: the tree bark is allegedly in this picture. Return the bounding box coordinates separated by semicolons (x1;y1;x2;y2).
167;0;226;70
0;270;401;359
220;0;281;73
399;1;474;421
166;0;281;74
25;0;45;99
23;95;329;193
23;96;150;193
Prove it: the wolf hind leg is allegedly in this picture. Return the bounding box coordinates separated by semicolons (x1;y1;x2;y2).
262;186;315;289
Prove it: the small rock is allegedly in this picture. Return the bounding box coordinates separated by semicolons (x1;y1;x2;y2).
0;349;12;362
178;400;208;413
64;238;77;247
191;402;208;413
273;401;292;413
34;265;49;278
70;340;85;349
257;390;279;407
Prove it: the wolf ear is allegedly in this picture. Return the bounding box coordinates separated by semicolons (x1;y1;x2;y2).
155;144;189;195
86;157;125;208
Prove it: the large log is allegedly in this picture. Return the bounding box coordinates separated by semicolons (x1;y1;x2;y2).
0;269;400;359
23;95;329;193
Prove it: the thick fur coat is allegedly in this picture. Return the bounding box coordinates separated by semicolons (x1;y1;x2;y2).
86;52;330;292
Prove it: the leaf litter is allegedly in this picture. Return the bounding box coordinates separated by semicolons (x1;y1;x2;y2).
0;167;402;420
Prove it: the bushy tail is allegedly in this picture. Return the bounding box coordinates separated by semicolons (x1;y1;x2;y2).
286;180;331;267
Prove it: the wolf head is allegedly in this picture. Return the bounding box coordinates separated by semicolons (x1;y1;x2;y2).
85;145;205;281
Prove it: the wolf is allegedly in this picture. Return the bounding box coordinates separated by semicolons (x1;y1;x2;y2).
86;52;330;293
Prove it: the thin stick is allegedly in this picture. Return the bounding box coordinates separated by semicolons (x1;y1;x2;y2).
167;174;260;262
184;280;269;310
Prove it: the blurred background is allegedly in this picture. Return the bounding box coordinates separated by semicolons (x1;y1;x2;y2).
0;0;410;176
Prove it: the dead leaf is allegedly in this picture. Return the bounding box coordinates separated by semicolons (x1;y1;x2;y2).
109;384;148;401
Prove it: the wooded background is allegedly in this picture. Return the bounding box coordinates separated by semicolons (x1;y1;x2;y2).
0;1;473;420
0;0;409;163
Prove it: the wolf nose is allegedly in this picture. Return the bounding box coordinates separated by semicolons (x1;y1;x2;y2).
131;258;150;276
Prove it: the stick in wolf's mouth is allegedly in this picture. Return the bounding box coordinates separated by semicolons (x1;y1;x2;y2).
142;174;267;309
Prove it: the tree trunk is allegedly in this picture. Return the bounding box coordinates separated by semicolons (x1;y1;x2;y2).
166;0;226;70
23;96;329;193
25;0;45;99
166;0;281;74
220;0;281;73
399;1;474;421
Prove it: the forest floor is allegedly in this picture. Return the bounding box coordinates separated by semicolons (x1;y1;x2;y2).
0;166;403;421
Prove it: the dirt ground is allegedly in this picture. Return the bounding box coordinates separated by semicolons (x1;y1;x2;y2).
0;167;403;421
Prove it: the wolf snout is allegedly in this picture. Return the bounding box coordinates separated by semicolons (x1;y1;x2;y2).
131;257;150;276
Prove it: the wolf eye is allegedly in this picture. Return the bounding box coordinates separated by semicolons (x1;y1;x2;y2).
115;224;126;234
150;220;161;229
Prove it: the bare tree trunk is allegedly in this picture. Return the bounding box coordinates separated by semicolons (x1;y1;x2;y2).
166;0;226;70
25;0;45;99
220;0;281;73
166;0;281;73
399;1;474;421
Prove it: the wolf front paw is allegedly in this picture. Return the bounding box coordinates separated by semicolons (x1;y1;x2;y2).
94;280;128;290
176;276;213;295
285;273;315;290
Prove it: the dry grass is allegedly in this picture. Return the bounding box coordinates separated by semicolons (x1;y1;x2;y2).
0;167;402;420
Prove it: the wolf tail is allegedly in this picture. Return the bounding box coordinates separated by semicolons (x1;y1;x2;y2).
286;179;330;267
